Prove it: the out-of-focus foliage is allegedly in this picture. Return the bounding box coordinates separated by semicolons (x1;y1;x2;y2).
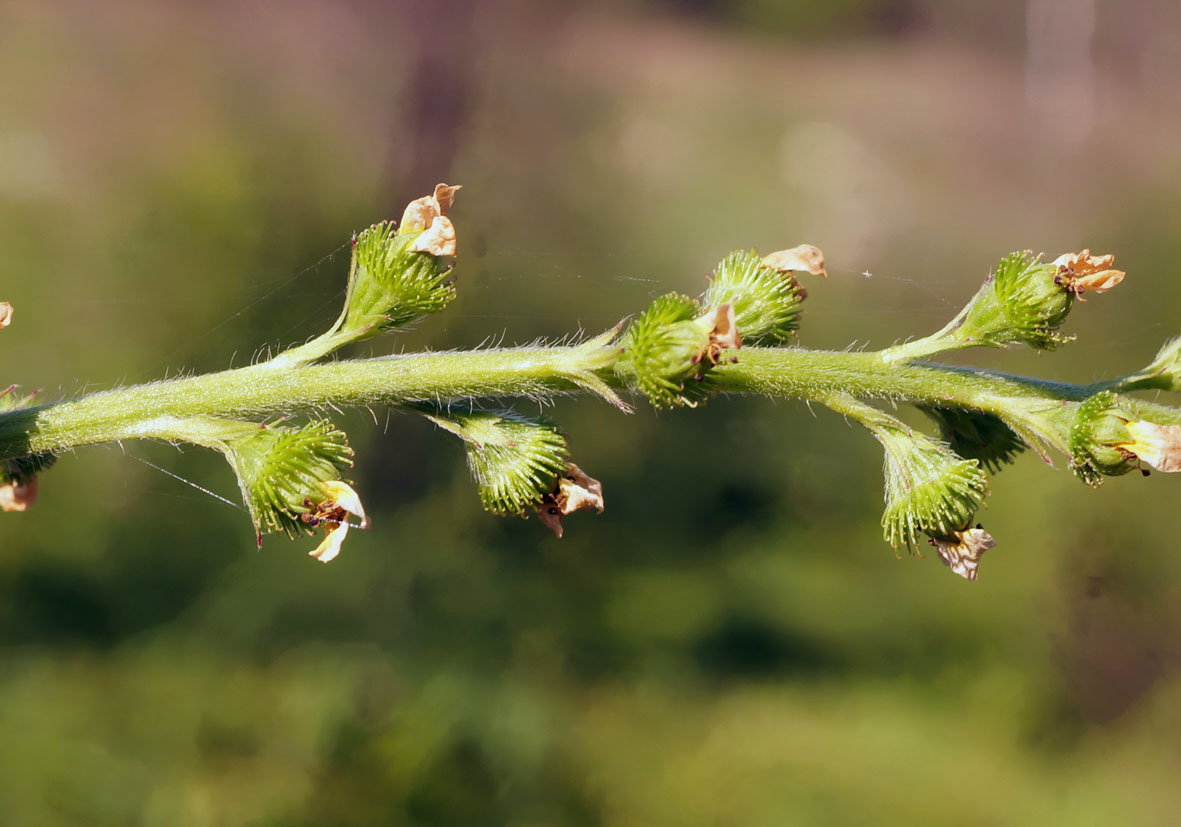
1;0;1180;824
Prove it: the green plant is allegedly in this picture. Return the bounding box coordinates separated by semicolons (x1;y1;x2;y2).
2;186;1178;580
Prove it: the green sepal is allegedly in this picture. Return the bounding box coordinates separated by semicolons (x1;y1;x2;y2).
224;420;355;538
338;221;456;339
621;293;717;409
919;406;1026;474
427;410;569;516
700;250;804;346
877;427;989;550
1068;391;1138;485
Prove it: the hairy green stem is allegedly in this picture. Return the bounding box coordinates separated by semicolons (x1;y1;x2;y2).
4;344;1177;463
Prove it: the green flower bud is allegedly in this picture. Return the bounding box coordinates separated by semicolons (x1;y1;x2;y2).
700;250;807;346
223;419;357;541
427;410;571;517
622;293;737;409
877;426;989;551
339;217;457;339
1069;391;1181;484
919;406;1025;473
952;250;1124;352
1116;335;1181;393
959;251;1073;350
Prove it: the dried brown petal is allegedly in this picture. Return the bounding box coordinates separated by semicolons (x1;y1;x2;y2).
0;302;12;328
1120;421;1181;473
709;303;741;352
0;477;37;512
399;183;461;233
1051;249;1124;295
763;244;827;278
433;183;461;214
931;527;996;581
537;463;604;538
409;216;457;257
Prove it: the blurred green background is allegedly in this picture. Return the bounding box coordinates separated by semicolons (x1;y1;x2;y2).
2;0;1180;824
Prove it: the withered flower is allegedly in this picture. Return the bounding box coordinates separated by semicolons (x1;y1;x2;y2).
537;464;604;538
929;526;996;581
762;244;828;279
1117;420;1181;473
305;480;369;563
1051;250;1124;296
693;302;741;366
0;302;12;328
400;183;461;258
0;477;37;512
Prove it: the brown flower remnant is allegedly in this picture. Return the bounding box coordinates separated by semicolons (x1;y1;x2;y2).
303;481;370;563
0;302;12;328
0;477;37;512
763;244;828;279
1051;250;1124;297
401;183;461;257
537;464;604;538
1117;420;1181;473
929;526;996;581
693;302;741;367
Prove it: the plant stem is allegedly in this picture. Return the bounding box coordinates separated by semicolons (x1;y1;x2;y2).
2;345;1178;462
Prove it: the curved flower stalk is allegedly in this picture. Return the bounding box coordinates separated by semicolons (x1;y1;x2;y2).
2;185;1180;580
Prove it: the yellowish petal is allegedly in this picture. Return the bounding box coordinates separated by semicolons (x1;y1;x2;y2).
409;216;457;257
0;302;12;328
1122;420;1181;472
320;480;370;528
763;244;827;278
557;464;604;515
309;522;348;563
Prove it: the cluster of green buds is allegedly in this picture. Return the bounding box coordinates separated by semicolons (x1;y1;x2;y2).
620;244;826;408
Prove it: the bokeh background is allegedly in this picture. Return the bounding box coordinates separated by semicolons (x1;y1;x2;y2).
2;0;1181;824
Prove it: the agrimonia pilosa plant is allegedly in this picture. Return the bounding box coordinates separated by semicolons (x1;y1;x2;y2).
3;185;1180;579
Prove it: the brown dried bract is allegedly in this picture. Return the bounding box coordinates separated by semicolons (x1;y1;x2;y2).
1051;250;1124;296
0;302;12;328
409;215;458;257
537;463;604;538
399;182;461;233
929;526;996;581
763;244;827;279
0;477;37;512
1119;420;1181;473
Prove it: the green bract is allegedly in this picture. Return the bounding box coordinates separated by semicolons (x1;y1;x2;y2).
919;407;1026;474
